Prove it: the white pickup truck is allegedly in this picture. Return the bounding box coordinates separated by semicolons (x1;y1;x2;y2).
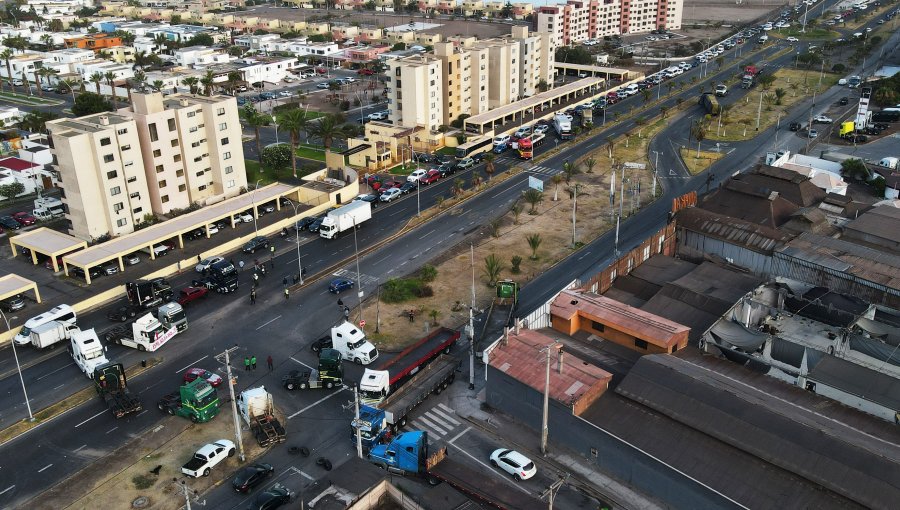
181;439;235;478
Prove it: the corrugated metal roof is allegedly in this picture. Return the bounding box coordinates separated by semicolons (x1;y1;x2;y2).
677;207;792;254
779;232;900;288
808;354;900;409
842;205;900;244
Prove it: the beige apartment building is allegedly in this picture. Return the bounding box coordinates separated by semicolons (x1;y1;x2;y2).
536;0;683;48
386;55;444;132
46;92;247;241
47;113;154;241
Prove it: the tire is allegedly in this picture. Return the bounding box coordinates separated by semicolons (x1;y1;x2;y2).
316;457;326;466
435;385;442;395
190;413;199;423
491;459;498;467
377;462;387;470
443;346;451;354
203;468;210;477
120;316;128;323
157;402;164;411
323;459;332;471
325;381;334;389
228;448;235;457
311;344;320;353
398;416;407;427
300;447;310;457
286;382;295;390
300;382;308;390
167;407;174;416
138;344;146;352
354;357;362;364
514;474;522;481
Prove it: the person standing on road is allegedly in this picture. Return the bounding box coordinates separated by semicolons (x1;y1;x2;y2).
251;355;257;370
250;289;256;305
253;273;259;288
244;357;251;371
284;287;290;300
283;276;288;287
270;245;276;267
267;355;273;371
239;260;245;272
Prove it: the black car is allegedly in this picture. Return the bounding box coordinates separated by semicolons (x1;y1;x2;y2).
414;153;435;164
433;153;452;164
247;485;291;510
438;162;458;176
789;122;802;131
243;236;270;254
839;97;849;105
72;266;103;279
311;336;333;352
1;294;26;312
0;216;21;230
232;463;274;493
295;216;316;231
308;217;325;233
471;152;487;163
399;181;417;194
107;305;138;323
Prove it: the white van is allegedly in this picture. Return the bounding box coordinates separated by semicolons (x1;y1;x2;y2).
623;84;640;96
14;304;77;346
758;35;769;44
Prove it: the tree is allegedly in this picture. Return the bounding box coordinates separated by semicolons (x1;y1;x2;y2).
510;255;522;274
483;152;496;180
452;177;465;196
526;233;542;260
774;88;786;105
151;80;164;92
1;48;15;93
18;110;58;133
551;173;563;201
188;33;214;47
226;71;243;95
131;70;146;92
690;119;706;158
242;106;270;160
48;19;64;32
59;78;78;100
523;188;543;214
0;182;26;201
715;56;725;70
182;76;199;94
606;135;615;159
563;162;580;184
104;71;117;108
170;14;182;25
509;201;523;224
641;88;651;103
482;254;504;287
840;158;870;181
660;105;669;119
554;46;594;65
583;156;597;175
757;74;776;91
277;108;309;178
71;92;112;116
536;79;549;92
261;144;292;170
308;113;350;165
89;72;103;95
200;70;215;96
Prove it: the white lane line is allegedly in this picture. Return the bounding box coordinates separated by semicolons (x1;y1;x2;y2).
419;229;436;239
53;383;65;390
418;416;447;435
577;250;592;261
106;426;118;434
138;380;164;394
290;357;314;370
36;362;76;381
75;409;107;428
37;464;53;473
431;408;461;427
448;426;471;444
256;315;282;330
74;444;87;452
446;444;531;494
373;254;391;265
423;412;454;432
411;420;440;437
0;486;14;496
176;355;209;373
389;208;406;217
300;471;314;480
437;403;456;414
287;388;347;419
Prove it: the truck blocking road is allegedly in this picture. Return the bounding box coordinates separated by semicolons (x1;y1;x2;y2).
104;313;177;352
283;348;344;390
157;378;220;423
321;321;379;365
517;133;546;160
30;320;77;349
238;387;286;448
320;201;372;239
93;363;142;418
69;328;110;378
476;280;519;358
554;114;573;140
125;279;174;310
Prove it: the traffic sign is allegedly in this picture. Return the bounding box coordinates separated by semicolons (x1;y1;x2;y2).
359;320;367;328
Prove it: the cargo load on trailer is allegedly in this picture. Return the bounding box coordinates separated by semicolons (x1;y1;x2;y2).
238;387;286;447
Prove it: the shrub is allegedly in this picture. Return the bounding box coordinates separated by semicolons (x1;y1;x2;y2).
419;264;437;282
381;277;432;302
511;255;522;274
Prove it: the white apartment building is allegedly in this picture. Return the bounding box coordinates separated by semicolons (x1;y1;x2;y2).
386;55;444;132
175;46;233;68
73;59;134;83
18;0;91;15
233;34;342;58
472;38;521;110
46;112;155;240
234;33;283;52
536;0;683;48
233;56;300;84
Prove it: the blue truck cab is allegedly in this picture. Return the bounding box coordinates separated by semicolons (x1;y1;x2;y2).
368;431;428;475
355;404;387;450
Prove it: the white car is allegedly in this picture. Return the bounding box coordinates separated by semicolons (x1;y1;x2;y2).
379;188;401;202
786;37;799;42
278;90;292;97
206;224;220;235
196;256;225;273
813;115;833;124
493;134;511;146
343;77;356;83
514;126;531;138
533;124;550;135
367;111;389;121
236;212;254;223
490;448;537;480
407;169;428;182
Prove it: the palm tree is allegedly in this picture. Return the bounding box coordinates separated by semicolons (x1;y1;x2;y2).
482;254;504;287
526;233;542;260
242;106;271;160
1;48;16;93
200;70;215;96
583;156;597;175
131;70;146;92
90;72;104;95
59;78;78;102
182;76;199;94
523;188;543;214
33;68;46;97
105;71;118;108
226;71;243;95
151;80;164;92
536;79;549;92
277;108;309;178
308;113;349;164
482;152;496;180
40;34;53;50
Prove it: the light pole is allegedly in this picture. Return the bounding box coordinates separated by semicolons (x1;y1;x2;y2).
651;150;660;198
284;198;304;284
416;175;421;217
352;217;363;325
540;341;562;455
251;179;262;235
272;115;279;144
1;310;34;422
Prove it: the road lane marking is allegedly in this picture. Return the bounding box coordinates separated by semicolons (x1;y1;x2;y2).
37;464;53;473
448;426;471;444
412;420;439;437
53;383;65;390
419;229;436;239
75;410;108;428
290;357;314;370
0;486;14;495
106;427;118;434
431;408;461;427
300;471;314;480
446;444;531;494
287;388;347;419
417;416;447;435
74;444;87;452
437;403;456;414
176;355;209;373
256;315;282;330
36;362;76;381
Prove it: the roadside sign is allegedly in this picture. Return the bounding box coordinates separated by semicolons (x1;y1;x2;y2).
528;176;544;192
359;320;366;328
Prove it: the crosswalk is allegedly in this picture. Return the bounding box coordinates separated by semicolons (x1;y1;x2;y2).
332;268;380;287
494;155;557;176
409;403;463;443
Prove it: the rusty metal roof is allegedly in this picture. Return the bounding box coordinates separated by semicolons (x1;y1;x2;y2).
676;207;792;254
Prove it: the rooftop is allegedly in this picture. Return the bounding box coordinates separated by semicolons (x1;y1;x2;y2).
777;232;900;290
0;157;40;172
10;227;87;257
841;205;900;251
808;354;900;410
465;77;604;126
676;207;792;254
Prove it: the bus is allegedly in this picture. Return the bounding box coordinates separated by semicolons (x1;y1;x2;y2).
455;136;493;159
517;133;545;160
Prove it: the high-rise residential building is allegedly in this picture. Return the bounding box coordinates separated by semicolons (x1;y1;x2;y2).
46;92;247;241
386;55;445;132
536;0;683;49
433;42;473;128
46;112;154;240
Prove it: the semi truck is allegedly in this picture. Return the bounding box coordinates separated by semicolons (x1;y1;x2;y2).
282;348;344;390
158;378;220;423
516;133;545;160
30;320;78;349
157;302;187;332
238;387;286;447
699;93;721;116
191;273;239;294
103;313;177;352
359;327;459;405
553;114;572;140
126;278;174;310
93;363;143;418
69;328;110;378
476;280;519;358
317;321;379;365
367;431;543;509
320;201;372;240
32;196;64;221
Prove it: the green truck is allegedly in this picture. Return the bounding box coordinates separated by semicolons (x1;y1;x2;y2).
157;378;220;423
282;348;344;390
699;93;721;116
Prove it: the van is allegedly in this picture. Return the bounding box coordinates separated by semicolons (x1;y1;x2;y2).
758;35;769;43
623;84;640;96
14;304;77;346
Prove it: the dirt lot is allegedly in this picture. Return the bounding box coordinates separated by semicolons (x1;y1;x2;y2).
682;0;779;24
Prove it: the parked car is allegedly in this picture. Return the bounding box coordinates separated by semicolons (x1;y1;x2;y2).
1;294;26;312
124;253;141;266
307;217;325;233
457;157;475;170
106;305;138;323
71;266;102;279
379;179;404;191
354;193;379;203
399;181;417;194
421;169;441;185
407;169;428;182
232;463;275;493
357;68;375;76
379;187;402;202
236;211;255;223
177;286;209;306
839;97;849;105
366;111;389;121
490;448;537;480
100;261;119;275
183;367;223;387
242;236;270;254
12;211;37;226
0;216;22;230
808;129;819;139
196;256;225;273
328;278;355;293
247;485;292;510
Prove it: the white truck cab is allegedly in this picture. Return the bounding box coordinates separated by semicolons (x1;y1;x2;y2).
70;328;110;378
331;321;378;365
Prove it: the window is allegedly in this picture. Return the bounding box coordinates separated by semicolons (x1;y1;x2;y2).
187;111;196;118
220;137;229;145
591;321;605;332
170;139;179;147
159;180;167;188
106;170;118;179
218;122;227;131
127;176;137;183
100;137;111;146
129;192;140;199
110;186;121;196
194;156;203;162
634;339;649;350
117;128;127;135
223;152;231;160
189;126;198;133
174;154;181;162
153;149;161;157
116;218;127;227
176;169;184;177
167;118;176;131
149;123;158;142
178;184;186;192
191;141;201;148
121;144;131;151
227;179;235;188
224;165;233;174
155;164;164;173
113;202;123;212
103;154;114;163
161;195;169;203
196;170;205;177
133;207;142;214
124;161;133;167
642;246;650;261
198;184;207;191
217;107;225;116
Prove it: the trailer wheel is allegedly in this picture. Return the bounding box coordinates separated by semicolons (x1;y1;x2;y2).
138;344;147;352
300;382;308;390
167;407;174;416
300;447;310;457
398;416;407;427
323;459;332;471
434;385;442;395
427;475;441;486
316;457;326;466
286;382;295;390
325;381;334;389
203;468;210;477
190;413;199;423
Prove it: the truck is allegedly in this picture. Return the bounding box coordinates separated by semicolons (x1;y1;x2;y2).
840;121;856;138
158;378;220;423
553;114;572;140
878;157;898;169
125;278;174;310
744;65;760;78
282;348;344;390
32;196;64;221
181;439;235;478
30;320;78;349
326;321;379;365
238;387;287;447
69;328;110;378
93;363;143;418
366;431;543;509
475;280;519;358
191;273;239;294
157;302;187;332
699;93;721;116
103;313;177;352
516;133;545;160
359;327;459;405
320;201;372;240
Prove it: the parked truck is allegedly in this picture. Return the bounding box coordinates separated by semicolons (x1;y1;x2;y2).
30;320;78;349
158;378;220;423
320;201;372;240
156;302;187;332
126;278;174;310
313;321;379;365
553;114;572;140
516;133;545;160
93;363;143;418
283;348;344;390
103;313;177;352
366;431;543;509
191;273;239;294
69;328;110;378
181;439;235;478
32;196;64;221
699;93;721;116
238;387;286;447
476;280;519;358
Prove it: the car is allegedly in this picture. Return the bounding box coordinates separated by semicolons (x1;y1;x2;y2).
407;168;428;182
420;169;441;185
514;126;532;138
1;294;26;312
357;68;375;76
808;129;818;139
311;336;332;352
839;97;849;105
399;181;417;194
196;256;225;273
206;224;220;235
786;36;799;42
316;83;330;89
183;367;223;387
813;115;833;124
533;124;550;135
366;111;389;121
277;90;292;97
379;179;404;191
100;261;119;275
247;485;292;510
12;211;37;226
308;216;325;233
493;134;510;146
457;157;475;169
789;121;801;131
714;84;728;97
232;463;275;493
0;216;21;230
354;193;380;203
72;266;103;279
259;204;276;215
124;253;141;266
177;286;208;306
328;278;355;293
379;187;402;202
489;448;536;480
106;305;138;323
242;236;270;254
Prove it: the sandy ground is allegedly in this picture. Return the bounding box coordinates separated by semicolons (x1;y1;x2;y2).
682;0;781;23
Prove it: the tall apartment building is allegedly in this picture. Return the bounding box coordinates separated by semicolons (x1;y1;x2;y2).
537;0;683;49
46;112;154;240
46;92;247;241
433;42;473;128
386;55;445;132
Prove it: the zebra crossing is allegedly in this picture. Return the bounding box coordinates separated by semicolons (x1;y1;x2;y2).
332;268;380;287
408;403;463;443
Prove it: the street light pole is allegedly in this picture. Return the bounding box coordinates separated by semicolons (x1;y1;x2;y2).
285;199;304;284
251;179;262;236
1;310;34;421
353;217;363;325
272;115;279;144
652;150;659;198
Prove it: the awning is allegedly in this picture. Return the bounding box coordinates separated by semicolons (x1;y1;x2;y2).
709;320;768;351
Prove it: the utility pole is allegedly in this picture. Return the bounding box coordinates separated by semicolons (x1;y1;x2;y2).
540;342;561;455
469;243;476;390
540;473;570;509
353;217;364;325
354;385;363;459
571;183;578;247
217;346;245;462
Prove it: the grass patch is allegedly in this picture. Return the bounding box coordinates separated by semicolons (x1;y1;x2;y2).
272;104;325;119
0;91;60;105
769;27;840;40
295;144;326;162
680;148;724;175
131;473;157;490
381;265;436;303
437;146;457;155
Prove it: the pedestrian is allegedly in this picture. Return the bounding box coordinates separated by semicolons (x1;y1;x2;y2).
197;254;202;263
337;298;343;309
250;289;256;305
251;355;257;370
244;357;251;371
283;276;288;287
284;287;290;300
239;260;245;271
343;306;350;319
267;355;273;371
253;273;259;288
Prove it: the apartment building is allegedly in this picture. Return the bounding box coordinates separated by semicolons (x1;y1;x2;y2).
386;55;444;132
536;0;683;48
126;92;247;215
46;113;154;240
433;42;473;127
